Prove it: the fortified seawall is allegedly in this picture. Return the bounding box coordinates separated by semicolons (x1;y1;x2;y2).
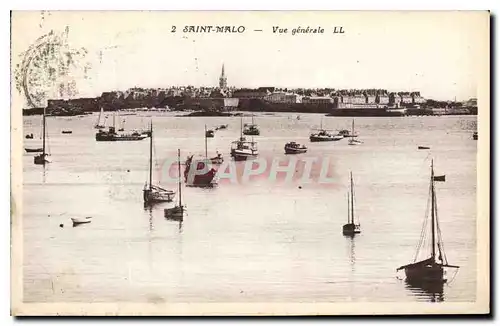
22;95;477;117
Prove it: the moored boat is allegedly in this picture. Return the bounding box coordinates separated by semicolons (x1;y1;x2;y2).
343;172;361;236
143;122;176;204
243;115;260;136
418;146;430;150
184;125;220;187
96;127;147;141
309;118;343;142
310;130;343;142
215;124;228;130
94;107;106;129
347;119;363;145
184;156;218;186
473;131;478;140
71;216;92;226
231;117;258;160
210;152;224;165
396;160;459;284
165;149;186;221
34;107;50;165
284;142;307;154
205;129;215;138
25;148;43;153
61;130;72;134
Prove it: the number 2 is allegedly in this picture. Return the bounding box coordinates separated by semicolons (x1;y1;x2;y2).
171;26;176;33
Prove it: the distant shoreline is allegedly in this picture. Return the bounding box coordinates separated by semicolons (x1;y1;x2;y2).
22;107;478;118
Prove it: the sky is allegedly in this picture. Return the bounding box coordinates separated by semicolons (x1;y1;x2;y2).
11;11;489;101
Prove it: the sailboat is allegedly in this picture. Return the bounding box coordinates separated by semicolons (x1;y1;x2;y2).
396;160;459;284
34;107;49;165
94;107;105;129
143;122;175;204
164;149;185;220
348;119;362;145
183;125;219;187
243;114;260;136
342;172;361;235
231;116;258;161
118;118;125;132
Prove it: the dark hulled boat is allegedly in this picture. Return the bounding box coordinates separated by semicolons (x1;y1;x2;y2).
309;118;343;142
205;129;215;138
343;172;361;236
164;149;186;221
34;107;49;165
183;124;219;187
143;122;176;204
243;115;260;136
96;126;147;141
25;148;43;153
284;142;307;154
396;160;459;284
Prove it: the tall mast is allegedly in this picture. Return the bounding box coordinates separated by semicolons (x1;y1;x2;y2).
113;113;116;129
204;124;208;159
351;119;354;140
148;121;153;190
96;107;102;126
177;149;182;207
42;106;46;156
320;117;323;130
240;116;243;139
431;160;436;260
350;172;354;224
347;190;350;224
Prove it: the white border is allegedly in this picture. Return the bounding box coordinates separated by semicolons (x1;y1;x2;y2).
4;1;498;325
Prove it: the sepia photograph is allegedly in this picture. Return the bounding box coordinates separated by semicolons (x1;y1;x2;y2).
10;10;490;316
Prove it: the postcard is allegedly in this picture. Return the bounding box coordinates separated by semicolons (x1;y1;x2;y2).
10;10;490;316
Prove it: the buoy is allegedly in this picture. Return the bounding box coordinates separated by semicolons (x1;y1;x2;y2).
298;186;302;189
127;169;130;172
59;224;64;228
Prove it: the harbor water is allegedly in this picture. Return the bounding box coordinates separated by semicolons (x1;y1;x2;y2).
22;112;477;303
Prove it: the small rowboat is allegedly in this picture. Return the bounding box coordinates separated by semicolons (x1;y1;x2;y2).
62;130;73;134
25;148;43;153
418;146;430;150
71;216;92;226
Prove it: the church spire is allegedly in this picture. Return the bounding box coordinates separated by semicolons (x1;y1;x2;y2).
219;63;227;89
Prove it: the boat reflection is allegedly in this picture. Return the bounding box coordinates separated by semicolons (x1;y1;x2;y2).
166;214;184;232
144;205;154;232
404;279;445;302
143;202;182;233
346;236;356;273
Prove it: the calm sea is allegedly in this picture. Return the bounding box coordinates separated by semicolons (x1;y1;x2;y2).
22;112;477;303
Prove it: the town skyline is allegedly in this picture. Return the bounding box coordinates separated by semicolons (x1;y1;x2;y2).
12;11;486;103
